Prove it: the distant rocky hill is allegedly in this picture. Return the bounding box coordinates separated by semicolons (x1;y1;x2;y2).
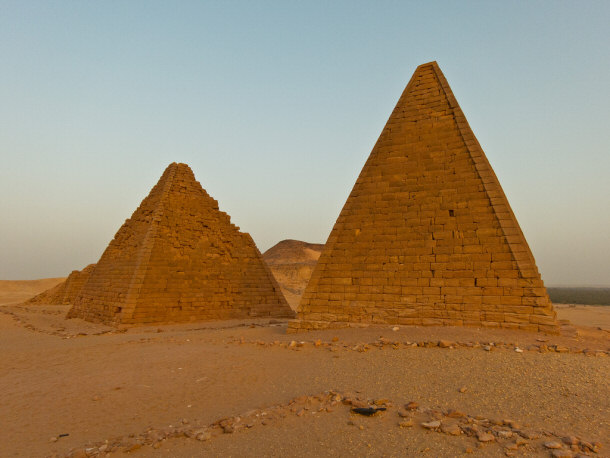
262;240;324;309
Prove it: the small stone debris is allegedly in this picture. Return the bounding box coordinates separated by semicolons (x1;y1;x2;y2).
545;441;563;449
392;326;399;331
458;387;467;393
515;436;528;446
351;407;386;416
477;431;495;442
441;423;461;436
224;334;609;357
421;420;441;429
397;409;410;418
195;431;211;441
405;401;419;410
562;436;578;446
57;390;603;458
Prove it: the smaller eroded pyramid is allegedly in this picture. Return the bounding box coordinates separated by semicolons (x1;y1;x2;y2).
26;264;95;305
67;162;293;325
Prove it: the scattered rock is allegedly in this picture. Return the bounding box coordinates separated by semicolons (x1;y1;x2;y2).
446;409;465;418
397;409;410;418
421;420;441;429
441;423;461;436
438;340;453;348
373;399;390;406
459;387;467;393
483;345;492;351
545;441;563;449
477;431;495;442
497;430;513;439
399;419;414;428
515;437;528;446
196;431;211;441
519;430;540;440
562;436;579;446
392;326;399;331
351;407;386;416
405;401;418;410
49;437;58;443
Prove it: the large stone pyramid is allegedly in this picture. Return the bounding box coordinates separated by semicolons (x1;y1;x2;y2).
289;62;558;334
67;162;293;325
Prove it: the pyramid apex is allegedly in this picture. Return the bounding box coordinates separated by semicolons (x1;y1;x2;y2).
414;61;442;73
165;162;193;171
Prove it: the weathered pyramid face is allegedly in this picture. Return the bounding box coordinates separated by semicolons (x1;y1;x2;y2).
289;62;558;334
67;162;293;325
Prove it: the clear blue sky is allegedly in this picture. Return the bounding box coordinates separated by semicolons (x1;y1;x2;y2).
1;1;609;286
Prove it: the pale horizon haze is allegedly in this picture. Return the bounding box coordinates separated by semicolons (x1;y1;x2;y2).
1;1;609;287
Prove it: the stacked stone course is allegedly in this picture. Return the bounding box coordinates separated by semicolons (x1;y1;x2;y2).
289;61;558;334
67;162;293;325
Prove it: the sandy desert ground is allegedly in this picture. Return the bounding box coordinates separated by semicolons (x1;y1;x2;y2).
0;278;66;307
0;278;609;458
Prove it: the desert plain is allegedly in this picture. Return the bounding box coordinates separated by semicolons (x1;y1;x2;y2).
0;243;608;458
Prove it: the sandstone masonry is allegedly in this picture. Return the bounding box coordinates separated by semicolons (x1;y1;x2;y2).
289;62;558;334
67;163;293;325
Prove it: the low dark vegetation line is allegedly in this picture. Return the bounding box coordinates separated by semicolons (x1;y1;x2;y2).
547;287;610;306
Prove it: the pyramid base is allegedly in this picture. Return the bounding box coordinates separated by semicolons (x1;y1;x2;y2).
287;318;559;335
67;305;295;327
